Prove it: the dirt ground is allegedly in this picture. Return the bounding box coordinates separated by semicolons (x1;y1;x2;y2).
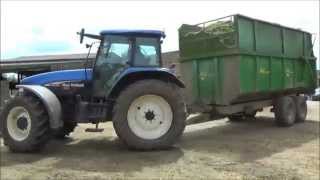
0;101;319;180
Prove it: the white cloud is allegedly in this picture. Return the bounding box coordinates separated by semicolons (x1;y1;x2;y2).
1;0;319;63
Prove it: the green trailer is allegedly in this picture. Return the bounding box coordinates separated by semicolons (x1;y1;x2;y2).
179;14;317;126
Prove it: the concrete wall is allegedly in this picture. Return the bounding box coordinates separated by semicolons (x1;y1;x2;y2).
162;51;180;77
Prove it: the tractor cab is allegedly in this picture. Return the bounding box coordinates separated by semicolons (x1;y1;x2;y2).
79;29;166;97
97;30;164;67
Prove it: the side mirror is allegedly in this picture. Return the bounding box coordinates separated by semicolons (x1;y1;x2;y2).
86;44;92;49
77;28;85;44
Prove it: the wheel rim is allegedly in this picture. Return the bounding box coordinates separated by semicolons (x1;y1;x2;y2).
7;106;32;141
127;95;173;140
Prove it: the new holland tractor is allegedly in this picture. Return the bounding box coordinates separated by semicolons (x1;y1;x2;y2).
0;29;186;152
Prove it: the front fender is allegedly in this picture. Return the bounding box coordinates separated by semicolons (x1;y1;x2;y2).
16;85;63;129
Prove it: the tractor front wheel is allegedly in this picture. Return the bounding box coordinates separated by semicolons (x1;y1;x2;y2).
0;95;51;152
112;79;186;150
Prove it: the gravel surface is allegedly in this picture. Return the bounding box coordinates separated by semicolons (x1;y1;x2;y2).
1;101;319;180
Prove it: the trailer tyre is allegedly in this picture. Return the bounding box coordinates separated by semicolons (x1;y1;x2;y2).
274;96;296;127
293;96;307;123
0;95;51;152
113;79;186;150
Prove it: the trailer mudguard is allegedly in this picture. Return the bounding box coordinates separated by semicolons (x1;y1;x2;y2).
16;85;63;130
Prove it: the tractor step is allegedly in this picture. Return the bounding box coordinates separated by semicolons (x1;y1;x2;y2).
85;123;104;132
85;128;104;132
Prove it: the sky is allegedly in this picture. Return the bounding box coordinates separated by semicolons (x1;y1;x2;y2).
1;0;319;67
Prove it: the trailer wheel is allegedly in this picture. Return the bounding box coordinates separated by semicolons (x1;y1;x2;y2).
112;79;186;150
292;96;307;123
54;122;77;139
274;96;296;127
0;95;51;152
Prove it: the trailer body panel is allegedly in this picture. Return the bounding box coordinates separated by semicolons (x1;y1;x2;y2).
179;15;317;107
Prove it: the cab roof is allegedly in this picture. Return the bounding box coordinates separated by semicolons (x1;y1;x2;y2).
100;29;165;38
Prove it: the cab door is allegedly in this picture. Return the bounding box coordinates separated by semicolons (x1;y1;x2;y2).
92;36;132;98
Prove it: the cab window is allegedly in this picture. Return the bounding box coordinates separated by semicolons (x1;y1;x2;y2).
134;37;160;66
96;36;131;66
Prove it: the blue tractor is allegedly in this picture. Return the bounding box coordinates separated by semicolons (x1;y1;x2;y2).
0;29;186;152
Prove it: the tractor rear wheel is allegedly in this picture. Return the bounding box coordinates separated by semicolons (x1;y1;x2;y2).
274;96;296;127
112;79;186;150
0;95;51;152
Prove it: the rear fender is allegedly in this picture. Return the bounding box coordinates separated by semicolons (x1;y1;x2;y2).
16;85;63;130
108;68;185;99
